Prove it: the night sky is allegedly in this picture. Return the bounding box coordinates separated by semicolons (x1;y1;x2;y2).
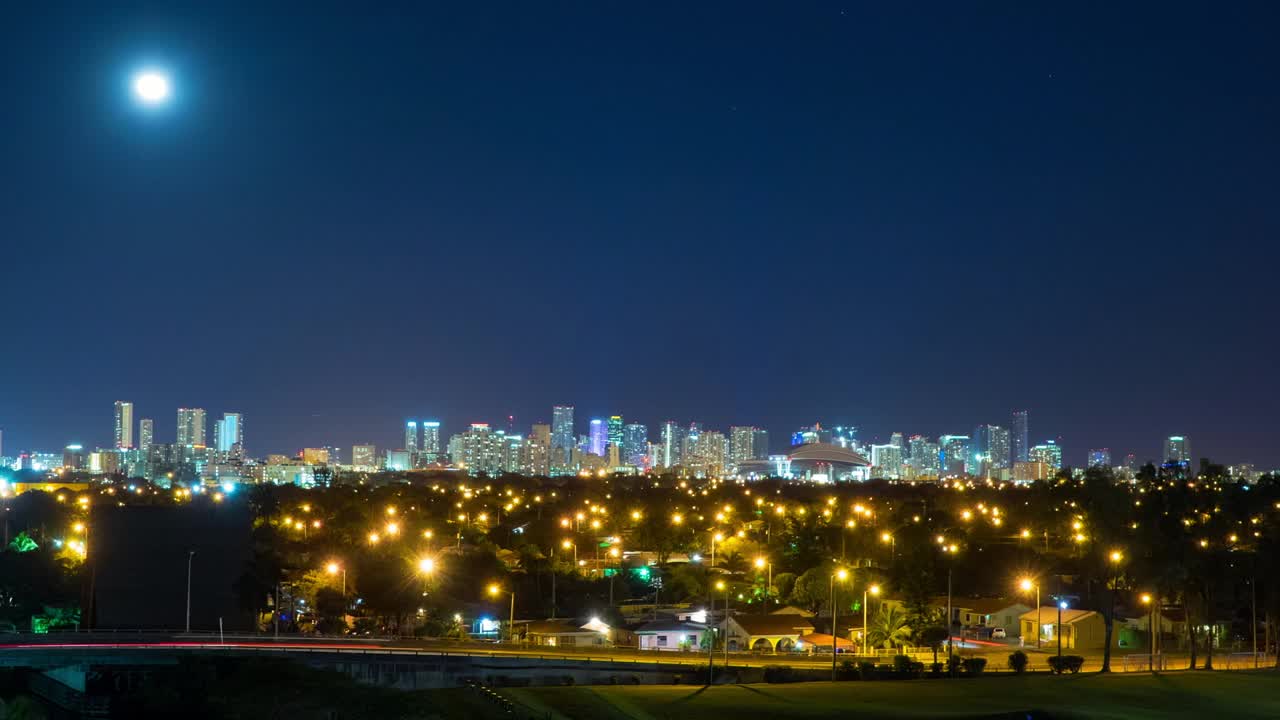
3;3;1278;466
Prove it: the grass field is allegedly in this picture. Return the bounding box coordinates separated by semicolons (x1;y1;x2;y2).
508;671;1280;720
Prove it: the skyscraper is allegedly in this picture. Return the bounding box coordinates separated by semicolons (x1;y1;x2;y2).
177;408;206;447
752;429;770;459
421;421;441;459
622;423;648;467
973;424;1011;470
871;444;903;479
551;406;574;450
352;444;377;469
114;401;134;449
660;420;683;468
729;426;756;466
1012;410;1029;463
939;434;971;476
138;418;154;452
588;419;607;456
1030;441;1063;473
908;435;941;477
405;421;419;454
607;415;624;449
1088;448;1111;468
1163;436;1191;466
214;413;244;459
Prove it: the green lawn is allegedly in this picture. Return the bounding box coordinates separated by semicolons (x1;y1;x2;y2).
512;671;1280;720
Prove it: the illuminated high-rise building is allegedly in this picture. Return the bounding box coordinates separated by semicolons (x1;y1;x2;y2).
405;421;419;454
660;420;683;468
588;419;607;456
1030;441;1062;474
524;424;551;475
908;435;940;476
138;418;154;452
352;444;377;470
1088;448;1111;468
729;426;756;466
939;434;971;475
114;401;134;449
177;408;206;447
214;412;244;459
752;429;770;459
547;404;573;466
1012;410;1029;463
973;424;1010;470
607;415;624;449
1163;436;1191;466
421;421;441;457
871;444;903;479
622;423;648;467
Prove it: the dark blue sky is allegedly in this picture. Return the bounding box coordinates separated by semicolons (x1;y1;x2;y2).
3;3;1278;466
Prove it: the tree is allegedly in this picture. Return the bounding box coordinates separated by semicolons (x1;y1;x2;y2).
867;604;913;650
788;566;832;614
917;625;949;665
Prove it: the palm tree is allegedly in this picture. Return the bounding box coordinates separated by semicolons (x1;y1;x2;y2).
867;604;913;651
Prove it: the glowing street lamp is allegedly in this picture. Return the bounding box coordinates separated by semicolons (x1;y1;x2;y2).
831;568;849;682
418;557;436;575
755;556;773;612
1141;593;1155;672
863;583;881;654
326;562;346;595
487;584;516;644
1019;577;1040;648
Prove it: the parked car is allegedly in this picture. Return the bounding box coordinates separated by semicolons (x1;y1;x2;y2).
991;627;1007;639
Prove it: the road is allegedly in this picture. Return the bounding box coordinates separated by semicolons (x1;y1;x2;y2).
0;632;1259;673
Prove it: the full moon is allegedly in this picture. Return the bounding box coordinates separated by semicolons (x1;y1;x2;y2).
132;70;171;105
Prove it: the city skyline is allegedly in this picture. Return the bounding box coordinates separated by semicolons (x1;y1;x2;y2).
0;399;1263;473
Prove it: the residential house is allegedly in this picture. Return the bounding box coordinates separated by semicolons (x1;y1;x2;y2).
634;620;707;651
725;613;815;653
524;620;610;648
1018;607;1126;651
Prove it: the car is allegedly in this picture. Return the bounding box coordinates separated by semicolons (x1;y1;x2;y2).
990;627;1007;639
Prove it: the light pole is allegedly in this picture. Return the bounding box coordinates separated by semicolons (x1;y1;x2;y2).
863;584;880;654
1020;578;1040;649
707;582;716;685
185;551;195;633
831;568;848;681
327;562;346;596
488;584;516;644
716;580;730;670
711;532;723;568
880;532;895;564
1141;593;1154;672
755;557;772;613
941;543;958;673
1057;600;1067;661
562;539;577;571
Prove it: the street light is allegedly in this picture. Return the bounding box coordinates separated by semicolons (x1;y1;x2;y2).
561;539;577;569
418;557;436;575
185;551;196;633
755;556;773;612
711;532;724;568
831;568;848;682
1057;599;1068;661
716;580;730;670
863;583;880;655
941;543;959;673
1140;593;1154;672
1019;578;1040;649
327;561;347;596
487;583;516;644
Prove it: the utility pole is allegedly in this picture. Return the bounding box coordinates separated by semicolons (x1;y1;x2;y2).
185;551;195;633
